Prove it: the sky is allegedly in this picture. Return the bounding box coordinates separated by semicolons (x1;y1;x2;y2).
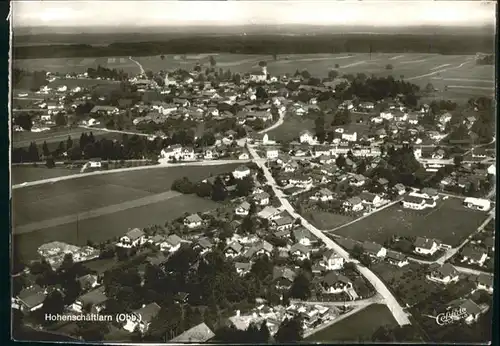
13;1;496;28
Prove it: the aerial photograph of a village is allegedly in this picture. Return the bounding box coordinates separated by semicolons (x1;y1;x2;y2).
10;0;496;344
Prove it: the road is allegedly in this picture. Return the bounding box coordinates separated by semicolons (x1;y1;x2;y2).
78;125;151;137
246;144;411;326
291;294;383;307
406;58;474;81
258;109;285;134
129;56;145;75
12;159;249;189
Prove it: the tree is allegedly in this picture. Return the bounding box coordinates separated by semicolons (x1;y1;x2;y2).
275;317;303;343
41;289;65;318
335;154;346;169
28;142;39;162
314;115;326;143
301;70;311;79
289;272;311;300
55;112;67;126
258;61;267;67
453;155;463;167
385;64;393;70
209;56;217;67
42;141;50;157
328;70;339;79
14;113;33;131
45;156;55;168
66;136;73;150
255;86;268;100
212;177;227;201
236;176;254;197
259;320;270;342
334;63;340;68
160;55;165;60
351;244;364;260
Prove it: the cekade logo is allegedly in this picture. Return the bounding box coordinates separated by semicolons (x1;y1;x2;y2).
436;307;468;326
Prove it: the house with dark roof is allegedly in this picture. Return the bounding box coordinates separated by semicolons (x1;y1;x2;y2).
184;213;203;229
15;285;47;313
244;240;273;259
321;272;353;294
289;243;311;261
225;242;244;258
386;250;409;267
119;228;146;248
194;237;214;255
234;262;252;276
253;192;270;206
72;286;107;314
171;322;215;343
446;299;488;325
427;263;460;285
343;196;364;212
359;192;382;207
123;302;161;333
272;266;296;290
363;241;387;258
460;246;488;267
476;274;494;294
414;237;440;256
273;216;295;232
76;274;99;292
321;249;345;271
235;201;252;216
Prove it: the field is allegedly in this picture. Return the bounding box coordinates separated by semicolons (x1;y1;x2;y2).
13;194;218;262
306;304;398;342
303;210;355;230
12;126;124;149
267;114;315;142
14;53;494;101
12;163;239;260
12;166;80;185
331;197;488;247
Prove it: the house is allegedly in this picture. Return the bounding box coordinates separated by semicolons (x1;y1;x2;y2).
385;251;409;267
342;131;357;142
119;228;146;248
161;144;183;159
266;148;280;160
343;197;364;212
195;237;214;255
321;272;353;294
414;237;439;256
359;192;382;207
15;285;47;313
273;216;295;231
88;158;102;168
272;266;296;290
170;322;215;343
363;241;387;258
235;201;252;216
394;183;406;195
234;262;252;276
204;148;215;160
161;234;183;253
76;274;99;292
257;206;281;220
420;188;439;200
476;274;494;294
292;228;314;246
463;197;491;212
427;263;460;285
283;160;299;173
402;196;426;210
233;165;251;179
225;242;244;258
289;243;311;260
311;188;335;202
238;152;250;160
460;246;488;267
321;249;345;270
123;302;161;333
299;130;315;145
289;175;313;189
90;105;119;116
487;164;495;176
350;174;366;187
253;192;270;206
244;240;273;259
72;286;107;314
446;299;487;325
184;213;203;229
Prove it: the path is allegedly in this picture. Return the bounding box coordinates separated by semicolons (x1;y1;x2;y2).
12;159;248;189
303;304;372;339
291;294;383;307
13;190;182;235
78;125;151;137
258;109;285;134
246;144;411;326
129;56;145;75
406;58;474;81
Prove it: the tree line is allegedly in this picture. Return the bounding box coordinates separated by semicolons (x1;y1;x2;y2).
14;34;494;59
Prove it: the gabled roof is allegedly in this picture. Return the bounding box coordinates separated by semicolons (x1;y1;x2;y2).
289;243;310;254
414;237;436;249
185;214;203;223
386;250;407;262
171;322;215;342
272;266;296;282
461;246;487;261
362;241;384;255
225;242;243;253
322;271;351;286
77;286;107;306
125;228;145;241
134;302;161;323
433;263;459;278
18;285;47;309
165;234;183;247
477;273;493;287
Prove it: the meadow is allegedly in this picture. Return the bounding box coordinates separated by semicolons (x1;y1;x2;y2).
306;304;398;342
11;166;80;185
331;196;489;247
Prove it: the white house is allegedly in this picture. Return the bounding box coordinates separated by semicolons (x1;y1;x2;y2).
402;196;435;210
14;285;47;313
343;197;364;212
460;246;488;267
310;188;334;202
341;131;357;142
359;192;382;208
118;228;146;248
380;111;394;120
476;274;494;294
235;201;251;216
233;165;251;179
266;148;280;160
257;206;281;220
160;234;183;253
321;272;353;294
299;130;316;145
463;197;491;212
238;152;250;160
289;243;311;261
88;158;102;168
414;237;439;256
427;264;460;285
204;149;215;160
487;164;495;176
320;250;345;270
363;241;387;258
123;303;161;333
161;144;183;160
184;214;203;229
253;192;270;206
386;251;409;267
446;299;486;325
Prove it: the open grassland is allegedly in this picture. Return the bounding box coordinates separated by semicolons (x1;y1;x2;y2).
331;196;488;247
14;194;218;262
11;166;80;185
14;57;140;75
13;163;239;227
306;304;398;342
